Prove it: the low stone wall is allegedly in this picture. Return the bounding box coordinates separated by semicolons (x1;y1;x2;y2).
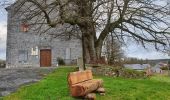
87;66;146;78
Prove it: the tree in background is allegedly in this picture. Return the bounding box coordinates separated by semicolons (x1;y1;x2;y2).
103;34;124;65
2;0;170;68
0;59;5;68
123;57;149;64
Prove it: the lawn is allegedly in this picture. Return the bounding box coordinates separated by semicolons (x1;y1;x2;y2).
3;67;170;100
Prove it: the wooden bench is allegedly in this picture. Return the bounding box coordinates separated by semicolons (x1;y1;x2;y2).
68;70;105;99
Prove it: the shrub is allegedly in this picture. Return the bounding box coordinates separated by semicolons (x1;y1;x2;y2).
121;69;145;78
160;66;168;70
0;60;5;68
57;57;65;65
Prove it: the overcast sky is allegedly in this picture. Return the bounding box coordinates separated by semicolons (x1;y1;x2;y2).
0;5;7;60
0;0;169;60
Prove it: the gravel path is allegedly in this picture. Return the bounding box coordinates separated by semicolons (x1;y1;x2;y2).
0;67;56;97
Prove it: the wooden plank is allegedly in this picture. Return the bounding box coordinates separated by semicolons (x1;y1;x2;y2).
68;70;93;85
68;70;105;97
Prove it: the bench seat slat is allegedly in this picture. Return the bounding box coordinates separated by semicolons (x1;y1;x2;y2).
71;79;103;96
68;70;93;85
68;70;104;97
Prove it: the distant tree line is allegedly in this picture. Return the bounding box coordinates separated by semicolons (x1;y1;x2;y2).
103;35;151;66
123;57;149;64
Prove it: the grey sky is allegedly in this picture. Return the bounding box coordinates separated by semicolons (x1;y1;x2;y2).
0;0;169;60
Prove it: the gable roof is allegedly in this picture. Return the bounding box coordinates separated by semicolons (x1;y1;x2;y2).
5;0;22;11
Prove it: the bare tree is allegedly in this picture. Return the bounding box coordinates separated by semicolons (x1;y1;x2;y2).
103;34;124;65
4;0;170;65
0;0;14;7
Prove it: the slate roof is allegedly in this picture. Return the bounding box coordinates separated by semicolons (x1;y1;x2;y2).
124;64;150;70
151;64;162;70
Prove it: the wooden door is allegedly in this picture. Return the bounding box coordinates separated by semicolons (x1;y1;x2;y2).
40;49;52;67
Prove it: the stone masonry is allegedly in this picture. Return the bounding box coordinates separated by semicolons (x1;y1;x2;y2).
6;1;82;68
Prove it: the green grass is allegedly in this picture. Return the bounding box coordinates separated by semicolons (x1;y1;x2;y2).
3;67;76;100
3;67;170;100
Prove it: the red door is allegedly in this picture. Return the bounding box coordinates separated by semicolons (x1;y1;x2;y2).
40;49;52;67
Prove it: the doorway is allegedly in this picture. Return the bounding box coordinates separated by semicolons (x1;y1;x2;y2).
40;49;52;67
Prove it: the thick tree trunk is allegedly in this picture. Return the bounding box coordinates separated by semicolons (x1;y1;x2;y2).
80;26;98;64
95;43;103;60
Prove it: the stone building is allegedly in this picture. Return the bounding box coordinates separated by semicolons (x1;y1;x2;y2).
5;1;82;68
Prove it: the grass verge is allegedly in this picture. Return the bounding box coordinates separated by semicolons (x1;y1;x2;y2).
3;67;170;100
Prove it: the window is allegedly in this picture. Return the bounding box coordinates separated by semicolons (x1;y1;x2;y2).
65;48;71;59
31;46;38;56
21;23;29;32
18;50;28;63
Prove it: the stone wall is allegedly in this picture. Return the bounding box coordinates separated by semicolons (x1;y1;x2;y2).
87;66;146;78
6;1;82;68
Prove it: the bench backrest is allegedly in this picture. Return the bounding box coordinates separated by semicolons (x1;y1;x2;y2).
68;70;93;85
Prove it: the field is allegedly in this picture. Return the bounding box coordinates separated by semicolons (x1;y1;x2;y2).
3;67;170;100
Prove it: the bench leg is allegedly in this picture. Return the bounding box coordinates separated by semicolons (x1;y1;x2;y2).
96;88;105;96
85;93;96;100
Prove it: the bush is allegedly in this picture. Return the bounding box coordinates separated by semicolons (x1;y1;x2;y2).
57;57;65;65
160;66;168;70
121;69;145;78
0;60;5;68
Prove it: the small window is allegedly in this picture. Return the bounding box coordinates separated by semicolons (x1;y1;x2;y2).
21;23;29;32
31;46;39;56
18;50;28;63
65;48;71;59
